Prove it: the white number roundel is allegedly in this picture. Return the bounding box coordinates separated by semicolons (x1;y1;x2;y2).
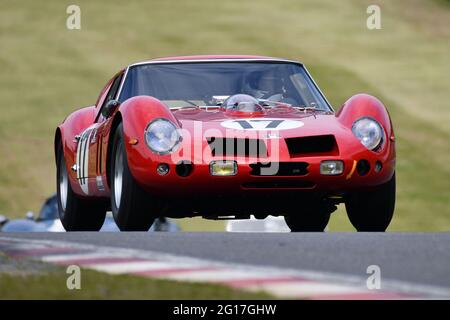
220;118;304;131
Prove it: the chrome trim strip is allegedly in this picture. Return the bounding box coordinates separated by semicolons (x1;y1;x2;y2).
129;58;303;67
115;66;129;101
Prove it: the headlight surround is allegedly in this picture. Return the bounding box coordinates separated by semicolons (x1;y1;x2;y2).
352;117;384;151
144;118;181;155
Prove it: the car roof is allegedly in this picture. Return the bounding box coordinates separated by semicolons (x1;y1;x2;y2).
128;55;302;67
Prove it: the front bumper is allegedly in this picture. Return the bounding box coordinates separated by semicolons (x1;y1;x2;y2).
133;153;395;197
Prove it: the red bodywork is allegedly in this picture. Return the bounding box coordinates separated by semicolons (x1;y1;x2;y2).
55;55;395;217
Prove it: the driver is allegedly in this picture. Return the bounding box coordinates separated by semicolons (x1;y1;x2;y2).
243;71;276;99
243;71;296;105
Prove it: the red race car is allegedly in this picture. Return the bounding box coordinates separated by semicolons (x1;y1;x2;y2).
55;55;396;232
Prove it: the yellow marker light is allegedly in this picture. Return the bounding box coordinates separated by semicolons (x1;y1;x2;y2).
210;161;237;176
346;160;357;180
128;138;139;145
320;160;344;175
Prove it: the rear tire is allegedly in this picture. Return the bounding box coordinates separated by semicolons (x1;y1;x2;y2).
56;144;106;231
284;205;331;232
345;173;396;232
110;123;158;231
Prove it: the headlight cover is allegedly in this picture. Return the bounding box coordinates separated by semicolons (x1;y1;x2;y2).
352;117;384;151
144;118;181;155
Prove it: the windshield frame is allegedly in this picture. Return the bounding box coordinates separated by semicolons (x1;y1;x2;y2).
115;59;334;112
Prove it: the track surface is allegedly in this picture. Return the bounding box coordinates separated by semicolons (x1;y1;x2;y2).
4;232;449;289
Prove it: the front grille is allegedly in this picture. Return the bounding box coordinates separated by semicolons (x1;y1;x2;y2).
207;137;267;158
249;162;309;176
242;180;315;189
285;135;338;157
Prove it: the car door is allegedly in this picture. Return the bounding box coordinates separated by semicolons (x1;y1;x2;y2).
73;73;123;196
85;72;124;196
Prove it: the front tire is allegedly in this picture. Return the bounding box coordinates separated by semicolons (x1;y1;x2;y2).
56;144;106;231
284;205;331;232
345;173;396;232
110;123;158;231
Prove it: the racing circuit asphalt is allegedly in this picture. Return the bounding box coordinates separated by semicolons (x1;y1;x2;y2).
3;232;450;290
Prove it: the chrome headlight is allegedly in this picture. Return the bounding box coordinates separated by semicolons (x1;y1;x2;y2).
144;118;181;155
352;117;384;151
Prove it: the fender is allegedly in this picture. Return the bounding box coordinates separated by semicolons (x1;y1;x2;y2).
337;93;396;179
112;96;180;187
337;93;394;141
55;105;97;192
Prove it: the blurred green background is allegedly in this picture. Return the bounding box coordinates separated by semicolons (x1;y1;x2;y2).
0;0;448;231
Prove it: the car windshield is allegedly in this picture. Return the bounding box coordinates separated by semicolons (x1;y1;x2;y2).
119;62;331;111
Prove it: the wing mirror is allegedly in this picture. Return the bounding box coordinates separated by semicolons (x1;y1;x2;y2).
102;99;120;118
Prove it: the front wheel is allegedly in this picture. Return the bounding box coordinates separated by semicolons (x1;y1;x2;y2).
56;144;106;231
345;173;396;232
110;123;159;231
284;206;331;232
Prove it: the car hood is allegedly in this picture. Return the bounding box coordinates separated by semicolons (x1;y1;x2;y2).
173;108;348;139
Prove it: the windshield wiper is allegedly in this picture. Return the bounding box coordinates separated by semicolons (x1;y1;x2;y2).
295;106;316;111
181;100;199;107
295;104;318;118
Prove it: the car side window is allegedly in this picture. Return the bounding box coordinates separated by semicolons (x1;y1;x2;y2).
97;74;123;122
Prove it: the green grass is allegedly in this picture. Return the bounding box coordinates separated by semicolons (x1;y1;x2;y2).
0;0;448;230
0;268;273;299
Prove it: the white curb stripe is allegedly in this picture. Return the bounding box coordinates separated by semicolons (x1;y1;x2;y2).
42;252;116;262
246;282;368;298
88;261;206;274
163;270;287;283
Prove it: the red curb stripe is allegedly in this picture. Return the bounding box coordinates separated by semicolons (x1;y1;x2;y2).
219;276;309;288
52;257;151;266
133;266;222;277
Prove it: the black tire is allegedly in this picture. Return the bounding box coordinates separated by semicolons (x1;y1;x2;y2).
56;144;106;231
110;123;157;231
345;173;396;232
284;206;331;232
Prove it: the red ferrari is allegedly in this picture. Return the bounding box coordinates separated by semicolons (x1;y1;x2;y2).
55;55;396;232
